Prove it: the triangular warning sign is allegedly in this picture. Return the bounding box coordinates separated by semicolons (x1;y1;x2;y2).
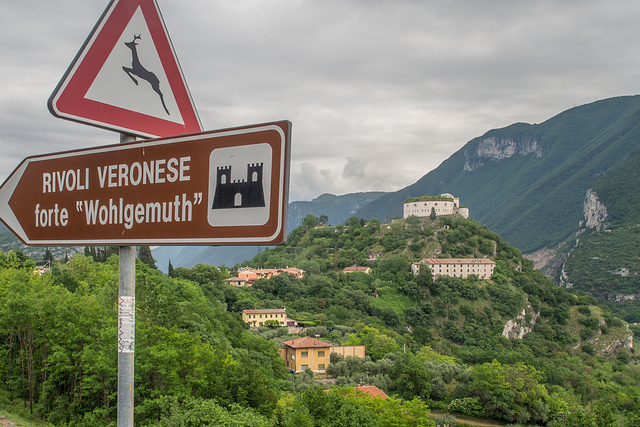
48;0;202;138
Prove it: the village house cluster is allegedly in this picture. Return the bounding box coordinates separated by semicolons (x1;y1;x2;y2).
241;309;366;373
238;193;496;375
225;266;305;287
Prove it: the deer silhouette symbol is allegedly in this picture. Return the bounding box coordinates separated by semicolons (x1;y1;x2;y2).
123;35;170;115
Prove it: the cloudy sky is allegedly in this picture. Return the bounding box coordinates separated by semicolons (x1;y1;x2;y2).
1;0;639;202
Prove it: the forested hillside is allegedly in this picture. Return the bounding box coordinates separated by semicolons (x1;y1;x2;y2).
354;96;640;272
562;145;640;322
1;215;640;426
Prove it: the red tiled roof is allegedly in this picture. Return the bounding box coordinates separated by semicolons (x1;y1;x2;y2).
419;258;495;265
343;266;370;272
282;336;332;348
356;385;387;399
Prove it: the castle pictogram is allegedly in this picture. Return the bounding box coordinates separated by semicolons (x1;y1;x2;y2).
212;163;266;209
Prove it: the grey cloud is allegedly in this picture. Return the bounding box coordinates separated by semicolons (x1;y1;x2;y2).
343;157;367;179
3;0;640;202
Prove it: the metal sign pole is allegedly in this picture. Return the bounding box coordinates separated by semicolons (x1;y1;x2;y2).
118;133;136;426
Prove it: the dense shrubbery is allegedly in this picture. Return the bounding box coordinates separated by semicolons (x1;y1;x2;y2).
1;214;640;425
0;252;286;425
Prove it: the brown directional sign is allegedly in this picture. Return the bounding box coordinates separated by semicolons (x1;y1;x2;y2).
0;121;291;245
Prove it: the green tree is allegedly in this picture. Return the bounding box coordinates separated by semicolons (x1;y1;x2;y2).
303;215;319;229
154;396;273;426
138;245;157;269
298;387;379;426
469;360;549;424
344;323;399;360
341;388;435;427
392;353;431;401
168;259;174;277
405;215;421;228
43;247;54;264
430;207;437;221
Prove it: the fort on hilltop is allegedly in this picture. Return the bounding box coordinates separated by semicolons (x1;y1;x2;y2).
403;193;469;219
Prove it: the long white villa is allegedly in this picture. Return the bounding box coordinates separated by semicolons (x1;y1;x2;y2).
403;193;469;219
411;258;496;279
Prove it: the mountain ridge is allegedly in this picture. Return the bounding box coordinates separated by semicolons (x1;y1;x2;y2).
356;95;640;258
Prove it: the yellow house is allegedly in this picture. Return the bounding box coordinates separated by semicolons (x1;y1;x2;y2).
242;308;287;327
281;337;332;373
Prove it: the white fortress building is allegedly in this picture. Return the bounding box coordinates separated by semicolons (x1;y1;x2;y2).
403;193;469;219
412;258;495;280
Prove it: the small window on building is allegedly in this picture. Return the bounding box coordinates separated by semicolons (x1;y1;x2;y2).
318;364;325;369
301;351;308;357
301;365;308;371
318;350;325;357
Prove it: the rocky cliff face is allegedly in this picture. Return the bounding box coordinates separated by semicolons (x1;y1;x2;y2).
526;189;610;285
502;305;540;339
558;189;609;288
463;136;544;172
581;189;608;231
590;323;633;358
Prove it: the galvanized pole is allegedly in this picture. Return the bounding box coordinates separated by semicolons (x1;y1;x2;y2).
118;133;136;426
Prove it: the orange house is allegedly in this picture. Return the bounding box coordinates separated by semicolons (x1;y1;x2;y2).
236;267;305;284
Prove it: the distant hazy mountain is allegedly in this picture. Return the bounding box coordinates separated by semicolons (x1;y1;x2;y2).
152;191;387;271
288;192;387;226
